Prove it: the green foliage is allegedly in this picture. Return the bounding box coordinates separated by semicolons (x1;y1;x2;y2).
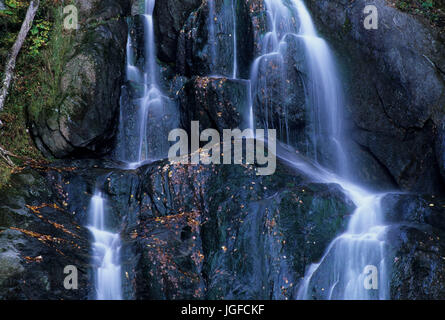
28;19;52;57
0;0;28;62
0;1;73;187
27;7;73;120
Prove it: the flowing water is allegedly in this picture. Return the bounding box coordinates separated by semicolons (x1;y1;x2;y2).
99;0;390;300
88;192;122;300
135;0;165;164
116;0;177;167
208;0;217;73
231;0;238;79
273;144;389;299
247;0;390;300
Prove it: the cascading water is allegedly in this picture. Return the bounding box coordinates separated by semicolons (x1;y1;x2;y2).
116;0;178;166
246;0;390;299
248;0;346;172
208;0;217;73
231;0;238;79
88;192;122;300
135;0;164;164
274;146;390;300
113;0;389;301
293;0;348;176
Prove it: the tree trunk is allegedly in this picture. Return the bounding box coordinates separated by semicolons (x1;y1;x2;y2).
0;145;14;166
0;0;40;116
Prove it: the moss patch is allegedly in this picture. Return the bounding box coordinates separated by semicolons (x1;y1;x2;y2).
0;1;72;187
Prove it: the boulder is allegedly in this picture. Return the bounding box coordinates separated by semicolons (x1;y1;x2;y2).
29;0;130;158
382;193;445;299
153;0;202;63
0;169;92;299
437;118;445;184
179;76;249;134
121;160;354;299
27;157;353;300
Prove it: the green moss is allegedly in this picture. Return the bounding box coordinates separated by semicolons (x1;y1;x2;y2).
0;2;75;187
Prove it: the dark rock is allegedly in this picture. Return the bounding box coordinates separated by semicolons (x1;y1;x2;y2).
29;0;130;158
382;193;445;229
200;167;353;299
179;76;250;134
437;118;445;184
177;0;255;78
120;161;354;299
31;156;353;300
387;224;445;300
153;0;202;63
382;193;445;299
0;169;92;300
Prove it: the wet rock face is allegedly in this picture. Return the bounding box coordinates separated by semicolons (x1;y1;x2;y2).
0;169;92;300
30;0;131;159
3;162;445;300
120;161;353;300
437;119;445;184
153;0;202;63
251;35;307;147
200;171;353;300
179;77;249;133
387;225;445;300
306;0;445;194
2;157;353;300
176;0;255;78
382;194;445;299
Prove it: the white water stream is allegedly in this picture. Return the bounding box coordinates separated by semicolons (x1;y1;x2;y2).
248;0;390;300
100;0;391;301
88;192;122;300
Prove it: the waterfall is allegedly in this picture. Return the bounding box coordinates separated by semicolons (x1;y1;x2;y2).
88;192;123;300
136;0;164;164
246;0;390;300
293;0;347;176
231;0;238;79
290;1;389;300
208;0;217;74
116;0;177;167
112;0;390;300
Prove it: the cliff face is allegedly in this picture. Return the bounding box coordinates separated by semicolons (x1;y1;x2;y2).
0;167;92;300
1;0;445;300
0;159;354;299
26;0;445;193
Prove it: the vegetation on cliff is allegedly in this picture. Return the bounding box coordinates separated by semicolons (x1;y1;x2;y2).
0;0;67;185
